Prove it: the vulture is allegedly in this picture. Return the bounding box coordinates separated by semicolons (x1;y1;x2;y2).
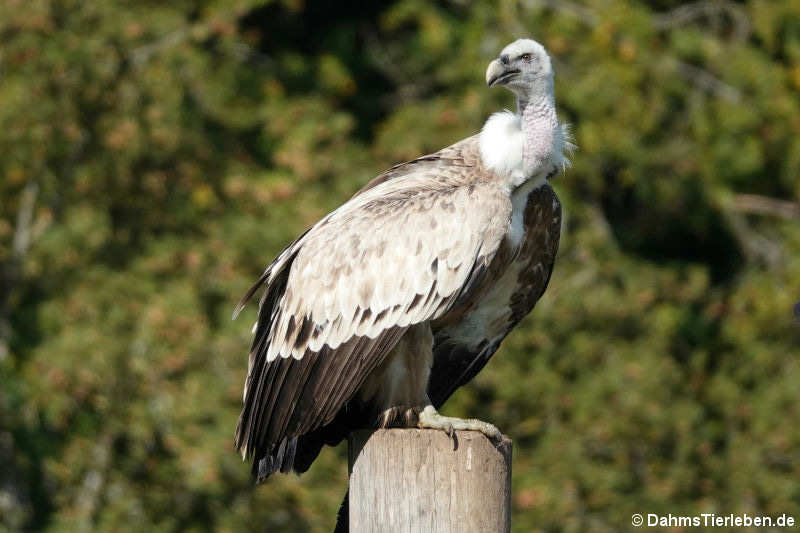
234;38;574;483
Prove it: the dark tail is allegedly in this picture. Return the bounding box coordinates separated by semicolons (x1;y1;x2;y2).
333;489;348;533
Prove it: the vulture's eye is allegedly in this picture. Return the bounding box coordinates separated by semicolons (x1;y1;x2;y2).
520;53;532;63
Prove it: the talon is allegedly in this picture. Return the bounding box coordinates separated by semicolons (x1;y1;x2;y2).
483;423;501;441
417;405;502;442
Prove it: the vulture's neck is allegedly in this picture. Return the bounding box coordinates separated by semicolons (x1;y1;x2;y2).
516;89;557;179
478;82;560;191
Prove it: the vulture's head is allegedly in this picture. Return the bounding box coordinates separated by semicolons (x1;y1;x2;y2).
486;38;553;98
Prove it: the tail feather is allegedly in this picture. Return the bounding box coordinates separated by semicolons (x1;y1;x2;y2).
254;436;299;483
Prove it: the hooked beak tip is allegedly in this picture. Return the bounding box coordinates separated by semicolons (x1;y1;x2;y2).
485;59;519;87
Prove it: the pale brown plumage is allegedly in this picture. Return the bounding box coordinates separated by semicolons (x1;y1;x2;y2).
234;38;570;484
234;135;561;480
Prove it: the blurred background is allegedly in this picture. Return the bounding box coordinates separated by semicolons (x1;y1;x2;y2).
1;0;799;531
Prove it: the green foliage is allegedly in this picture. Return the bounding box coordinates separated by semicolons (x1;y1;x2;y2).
1;1;798;531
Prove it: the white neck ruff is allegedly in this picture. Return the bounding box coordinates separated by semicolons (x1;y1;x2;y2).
478;105;573;193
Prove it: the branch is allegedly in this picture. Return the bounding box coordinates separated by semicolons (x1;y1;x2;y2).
720;208;782;269
729;194;800;220
73;435;112;532
0;432;31;529
130;28;191;66
12;181;38;260
652;0;750;42
672;59;741;103
0;180;40;362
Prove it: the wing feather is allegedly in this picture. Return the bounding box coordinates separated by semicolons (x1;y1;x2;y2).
235;137;512;480
428;184;562;408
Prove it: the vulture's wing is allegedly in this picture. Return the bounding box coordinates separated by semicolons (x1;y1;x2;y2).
234;143;511;480
353;136;479;196
428;184;562;408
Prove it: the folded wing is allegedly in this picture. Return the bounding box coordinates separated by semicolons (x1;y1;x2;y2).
235;145;511;480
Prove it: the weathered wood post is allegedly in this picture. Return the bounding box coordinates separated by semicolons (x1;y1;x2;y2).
348;429;512;532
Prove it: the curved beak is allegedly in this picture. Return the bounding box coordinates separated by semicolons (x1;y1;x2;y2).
486;59;519;87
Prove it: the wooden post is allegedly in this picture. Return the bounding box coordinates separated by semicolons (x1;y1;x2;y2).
348;429;512;533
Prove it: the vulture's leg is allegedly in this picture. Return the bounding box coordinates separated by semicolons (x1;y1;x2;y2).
417;401;502;441
358;323;434;428
359;323;501;440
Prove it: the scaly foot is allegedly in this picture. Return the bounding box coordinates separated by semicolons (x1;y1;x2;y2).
417;405;502;441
